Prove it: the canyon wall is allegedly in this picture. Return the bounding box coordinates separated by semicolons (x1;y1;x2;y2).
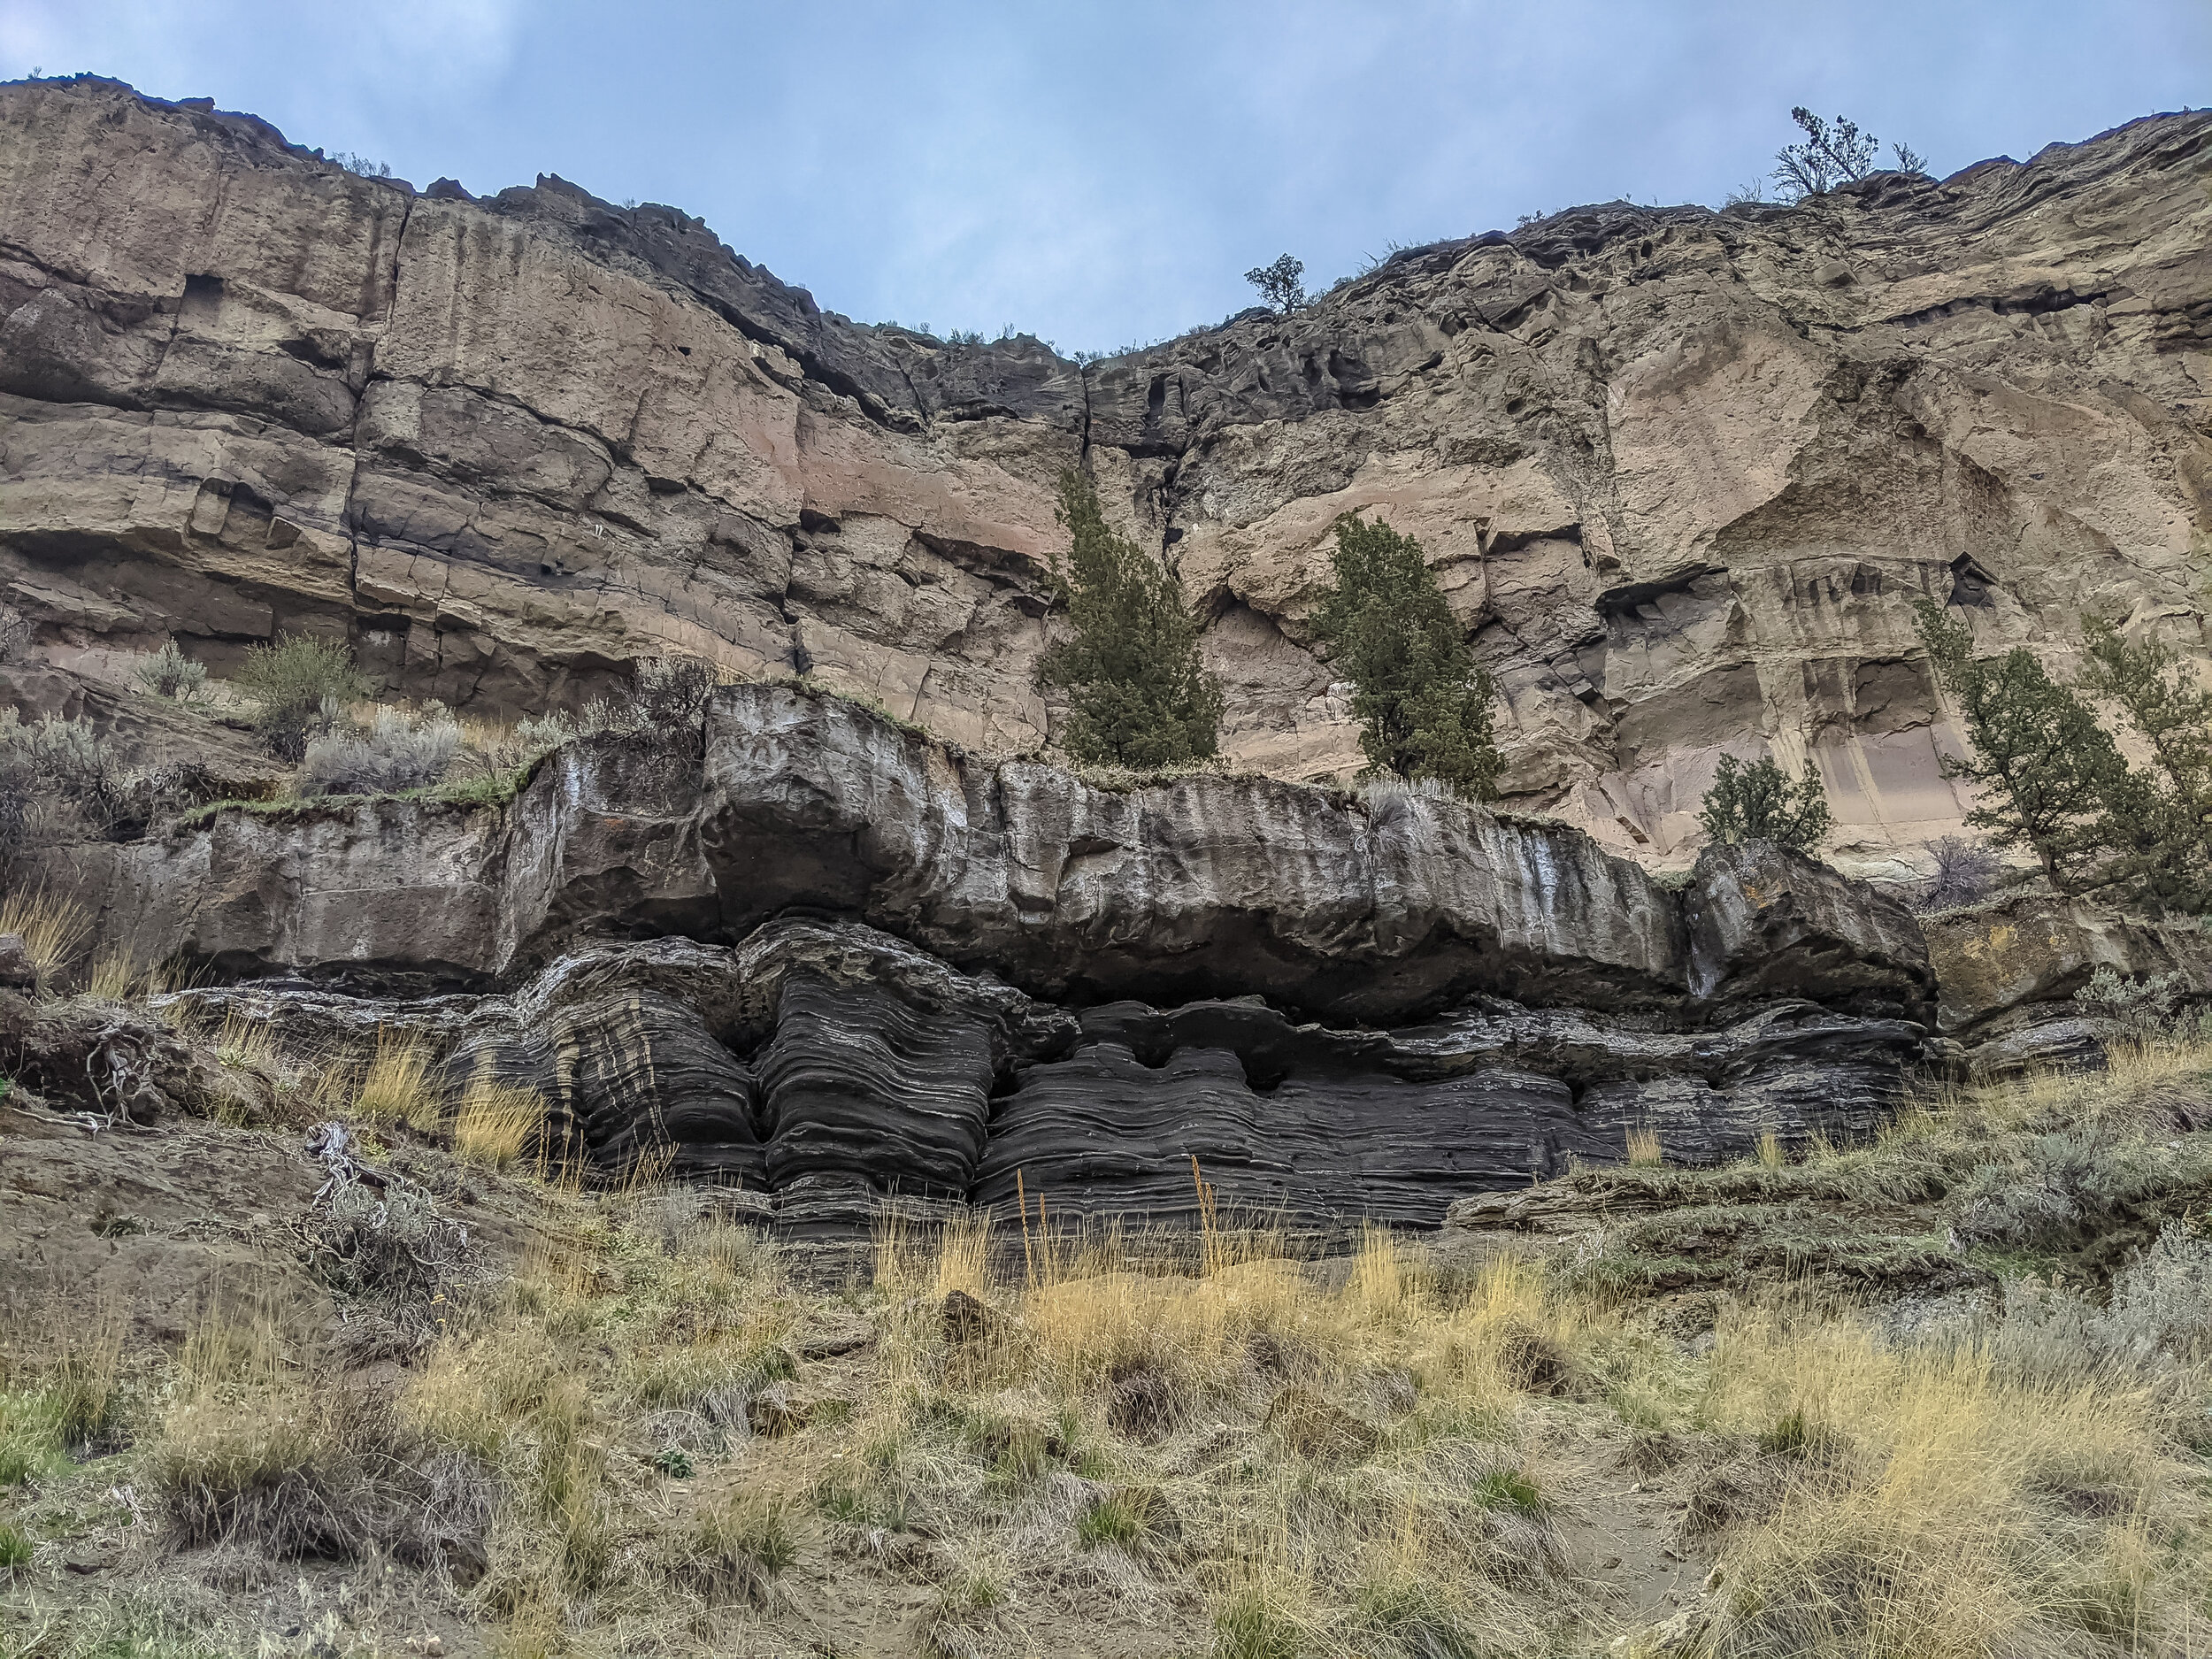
4;79;2209;879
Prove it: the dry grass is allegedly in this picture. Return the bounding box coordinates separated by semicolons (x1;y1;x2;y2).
1688;1303;2207;1657
451;1074;542;1168
211;1007;281;1076
0;888;90;985
353;1025;437;1129
5;1050;2209;1659
1625;1123;1665;1166
81;950;134;1002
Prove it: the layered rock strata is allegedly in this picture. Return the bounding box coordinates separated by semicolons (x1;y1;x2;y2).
49;683;1933;1021
4;78;2209;878
83;683;1939;1226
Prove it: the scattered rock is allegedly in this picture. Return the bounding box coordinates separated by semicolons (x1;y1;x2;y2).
1105;1357;1187;1443
745;1384;809;1438
940;1289;1005;1348
798;1320;875;1361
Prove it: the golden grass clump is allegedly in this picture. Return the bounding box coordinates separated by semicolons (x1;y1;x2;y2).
452;1075;543;1168
1692;1302;2207;1658
212;1006;282;1075
82;950;135;1002
1625;1122;1665;1166
0;887;90;985
353;1025;437;1129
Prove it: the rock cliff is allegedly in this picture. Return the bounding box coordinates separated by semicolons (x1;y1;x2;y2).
37;682;1938;1226
4;78;2209;879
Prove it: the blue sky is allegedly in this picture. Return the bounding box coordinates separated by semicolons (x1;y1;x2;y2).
5;2;2206;355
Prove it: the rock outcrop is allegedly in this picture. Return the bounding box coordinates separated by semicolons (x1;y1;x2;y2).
4;78;2209;879
49;682;1939;1227
46;682;1932;1023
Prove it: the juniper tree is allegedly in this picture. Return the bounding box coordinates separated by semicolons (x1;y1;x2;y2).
1772;107;1882;200
2076;616;2212;910
1310;514;1502;797
1243;255;1306;314
1913;600;2124;893
1697;754;1833;853
1036;470;1223;770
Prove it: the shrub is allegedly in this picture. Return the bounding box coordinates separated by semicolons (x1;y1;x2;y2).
1036;470;1224;770
1243;253;1306;314
0;712;129;862
1697;753;1832;852
236;634;367;762
1310;514;1501;796
300;705;460;796
628;655;718;735
2073;965;2183;1041
131;639;209;702
299;1150;472;1329
0;602;32;663
1915;835;2006;911
2098;1220;2212;1360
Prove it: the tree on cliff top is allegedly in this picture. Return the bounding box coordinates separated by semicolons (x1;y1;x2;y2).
1244;254;1306;314
1913;600;2124;894
1310;514;1502;798
1036;470;1222;770
1698;754;1832;853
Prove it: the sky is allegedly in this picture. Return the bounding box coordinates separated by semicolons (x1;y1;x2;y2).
4;2;2206;355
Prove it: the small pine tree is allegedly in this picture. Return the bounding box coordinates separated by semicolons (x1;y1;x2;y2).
1913;600;2124;894
1035;471;1223;770
1243;255;1306;314
1697;754;1832;852
1310;515;1502;798
2076;616;2212;910
1771;107;1881;200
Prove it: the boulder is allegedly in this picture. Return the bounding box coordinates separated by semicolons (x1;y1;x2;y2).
1921;890;2212;1035
169;916;1931;1228
0;933;35;991
1684;842;1935;1021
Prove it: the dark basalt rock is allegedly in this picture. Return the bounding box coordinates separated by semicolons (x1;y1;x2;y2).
176;914;1932;1229
74;685;1947;1229
1684;841;1935;1022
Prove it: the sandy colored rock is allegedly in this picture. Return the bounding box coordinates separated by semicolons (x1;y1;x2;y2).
1922;891;2212;1033
4;80;2209;879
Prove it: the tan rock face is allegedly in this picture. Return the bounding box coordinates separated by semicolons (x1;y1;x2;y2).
4;81;2208;874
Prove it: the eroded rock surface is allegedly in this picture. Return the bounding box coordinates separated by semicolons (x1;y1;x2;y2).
5;78;2210;878
43;682;1939;1026
94;687;1939;1226
180;919;1928;1228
